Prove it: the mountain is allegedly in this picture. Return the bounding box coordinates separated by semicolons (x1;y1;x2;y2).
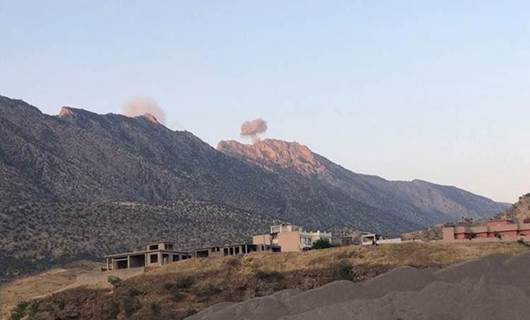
0;95;508;280
496;193;530;222
218;139;507;225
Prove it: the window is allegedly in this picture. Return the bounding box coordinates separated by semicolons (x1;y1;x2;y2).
196;250;209;258
165;244;173;250
149;245;159;250
173;255;180;262
150;254;158;263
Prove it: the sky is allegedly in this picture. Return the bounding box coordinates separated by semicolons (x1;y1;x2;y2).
0;1;529;202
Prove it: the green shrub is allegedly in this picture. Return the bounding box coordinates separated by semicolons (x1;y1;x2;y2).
10;301;28;320
107;275;122;287
312;239;333;250
334;260;353;281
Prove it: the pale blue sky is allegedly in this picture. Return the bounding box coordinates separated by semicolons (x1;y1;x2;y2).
1;1;529;202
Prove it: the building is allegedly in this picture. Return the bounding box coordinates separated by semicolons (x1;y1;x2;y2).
191;243;279;258
105;241;191;271
253;224;332;252
105;242;278;271
331;230;365;246
361;233;402;245
442;219;530;241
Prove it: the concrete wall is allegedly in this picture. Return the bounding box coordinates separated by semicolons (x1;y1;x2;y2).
277;231;302;252
442;227;455;241
253;234;272;246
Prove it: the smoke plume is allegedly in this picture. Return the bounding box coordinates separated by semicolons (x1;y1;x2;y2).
121;97;166;124
240;118;268;142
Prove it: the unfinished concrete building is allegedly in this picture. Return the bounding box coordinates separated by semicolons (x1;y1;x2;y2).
191;243;279;258
105;242;278;270
105;241;191;271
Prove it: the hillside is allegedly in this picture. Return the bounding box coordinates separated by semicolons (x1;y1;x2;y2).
0;94;508;281
190;246;530;320
496;193;530;222
0;200;277;283
2;242;527;320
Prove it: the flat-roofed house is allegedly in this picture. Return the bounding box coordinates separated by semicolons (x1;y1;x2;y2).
442;219;530;242
105;241;191;271
253;224;332;252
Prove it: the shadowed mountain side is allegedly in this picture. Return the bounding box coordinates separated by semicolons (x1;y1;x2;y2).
0;95;415;233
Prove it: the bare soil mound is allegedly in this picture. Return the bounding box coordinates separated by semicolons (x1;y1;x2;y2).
188;251;530;320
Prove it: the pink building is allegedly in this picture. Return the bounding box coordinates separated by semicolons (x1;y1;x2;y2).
443;219;530;241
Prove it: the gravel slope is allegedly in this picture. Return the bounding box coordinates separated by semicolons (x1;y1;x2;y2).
188;250;530;320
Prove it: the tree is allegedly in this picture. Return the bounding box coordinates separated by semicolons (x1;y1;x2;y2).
107;275;122;287
312;239;333;249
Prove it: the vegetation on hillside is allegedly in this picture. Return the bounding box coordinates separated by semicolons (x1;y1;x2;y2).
0;200;276;282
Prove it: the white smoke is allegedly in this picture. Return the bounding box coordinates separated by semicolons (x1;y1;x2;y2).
121;97;166;124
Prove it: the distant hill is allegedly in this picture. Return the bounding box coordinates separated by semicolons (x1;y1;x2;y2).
0;95;509;280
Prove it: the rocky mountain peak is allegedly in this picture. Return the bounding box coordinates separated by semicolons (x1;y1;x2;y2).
138;113;160;124
58;106;75;118
217;138;327;175
56;106;100;122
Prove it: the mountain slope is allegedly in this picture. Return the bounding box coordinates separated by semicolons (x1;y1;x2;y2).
217;139;507;226
0;200;277;282
496;193;530;222
0;95;416;233
0;96;284;213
